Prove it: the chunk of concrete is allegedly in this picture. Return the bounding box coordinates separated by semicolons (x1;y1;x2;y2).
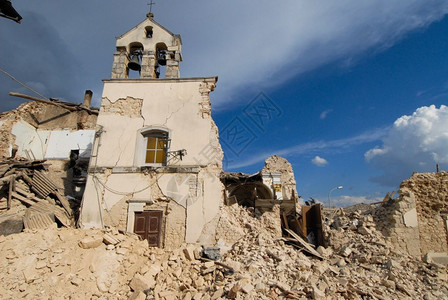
79;236;103;249
403;208;418;228
103;233;120;245
424;252;448;266
129;274;149;292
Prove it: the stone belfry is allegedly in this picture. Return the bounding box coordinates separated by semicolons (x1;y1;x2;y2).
111;11;182;79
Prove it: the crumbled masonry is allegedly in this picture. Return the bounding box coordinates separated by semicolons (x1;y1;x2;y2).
1;202;448;299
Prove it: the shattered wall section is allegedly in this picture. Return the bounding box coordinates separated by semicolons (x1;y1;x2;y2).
373;172;448;258
372;187;422;257
405;172;448;255
101;97;143;118
262;155;298;200
0;101;97;159
213;204;282;246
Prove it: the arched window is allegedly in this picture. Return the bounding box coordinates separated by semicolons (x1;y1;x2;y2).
135;126;170;167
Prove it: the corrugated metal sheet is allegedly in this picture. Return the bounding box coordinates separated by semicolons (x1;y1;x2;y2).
26;201;71;227
23;212;55;230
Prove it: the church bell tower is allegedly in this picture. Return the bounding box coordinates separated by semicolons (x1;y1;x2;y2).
111;12;182;79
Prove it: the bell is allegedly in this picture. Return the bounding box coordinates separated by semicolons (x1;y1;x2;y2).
127;55;141;71
157;51;167;66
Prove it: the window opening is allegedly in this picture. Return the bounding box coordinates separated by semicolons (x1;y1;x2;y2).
144;131;168;164
145;26;153;38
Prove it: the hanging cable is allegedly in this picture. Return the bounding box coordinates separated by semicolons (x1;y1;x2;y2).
0;67;49;100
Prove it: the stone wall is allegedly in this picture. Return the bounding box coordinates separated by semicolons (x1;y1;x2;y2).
262;155;298;200
407;172;448;255
373;172;448;258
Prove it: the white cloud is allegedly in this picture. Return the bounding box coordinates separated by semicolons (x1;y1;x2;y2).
227;127;385;169
312;156;328;167
365;105;448;186
320;109;333;120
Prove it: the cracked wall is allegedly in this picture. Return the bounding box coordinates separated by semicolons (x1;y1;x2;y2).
81;77;225;246
101;97;143;118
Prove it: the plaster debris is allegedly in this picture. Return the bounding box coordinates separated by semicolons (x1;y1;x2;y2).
1;200;448;299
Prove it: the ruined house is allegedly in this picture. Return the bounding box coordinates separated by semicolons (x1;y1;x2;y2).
0;91;98;233
79;13;224;248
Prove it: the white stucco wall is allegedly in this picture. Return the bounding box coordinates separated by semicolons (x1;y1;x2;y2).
11;120;49;160
95;79;222;168
45;130;95;159
81;78;225;245
116;18;180;53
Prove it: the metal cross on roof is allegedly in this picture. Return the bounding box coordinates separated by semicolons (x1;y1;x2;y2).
148;0;156;13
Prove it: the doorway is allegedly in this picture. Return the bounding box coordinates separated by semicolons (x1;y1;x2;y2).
133;210;163;247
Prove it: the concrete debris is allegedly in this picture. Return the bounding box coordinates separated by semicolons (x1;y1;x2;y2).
0;201;447;299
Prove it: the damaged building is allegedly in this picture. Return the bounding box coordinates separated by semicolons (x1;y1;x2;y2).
0;13;323;252
79;13;224;248
77;13;312;250
0;91;98;234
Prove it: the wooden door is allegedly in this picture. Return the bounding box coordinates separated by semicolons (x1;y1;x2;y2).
134;211;163;247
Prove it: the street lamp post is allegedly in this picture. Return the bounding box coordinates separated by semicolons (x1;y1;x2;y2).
328;186;343;208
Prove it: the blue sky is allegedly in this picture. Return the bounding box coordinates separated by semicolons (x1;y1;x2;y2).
1;1;448;206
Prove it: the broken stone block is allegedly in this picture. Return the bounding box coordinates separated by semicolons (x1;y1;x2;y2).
424;252;448;266
317;246;333;257
23;267;39;283
128;291;146;300
381;279;396;290
129;273;149;292
116;247;128;255
35;260;47;269
211;288;223;300
341;246;352;257
97;278;110;293
145;264;161;277
203;261;214;268
228;284;240;299
357;226;371;235
79;236;103;249
241;283;254;294
336;258;347;267
312;285;326;299
103;233;120;245
386;259;401;270
183;248;195;261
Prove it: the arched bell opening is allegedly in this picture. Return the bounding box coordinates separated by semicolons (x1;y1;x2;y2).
127;42;144;78
228;182;273;208
155;42;168;78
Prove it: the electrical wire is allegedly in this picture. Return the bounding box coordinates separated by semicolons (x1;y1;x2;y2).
0;67;48;100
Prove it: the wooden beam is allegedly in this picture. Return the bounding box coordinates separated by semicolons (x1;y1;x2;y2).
8;92;98;115
284;228;323;260
9;92;76;111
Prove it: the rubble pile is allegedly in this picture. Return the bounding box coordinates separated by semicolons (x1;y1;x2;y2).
0;159;75;235
0;204;447;299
